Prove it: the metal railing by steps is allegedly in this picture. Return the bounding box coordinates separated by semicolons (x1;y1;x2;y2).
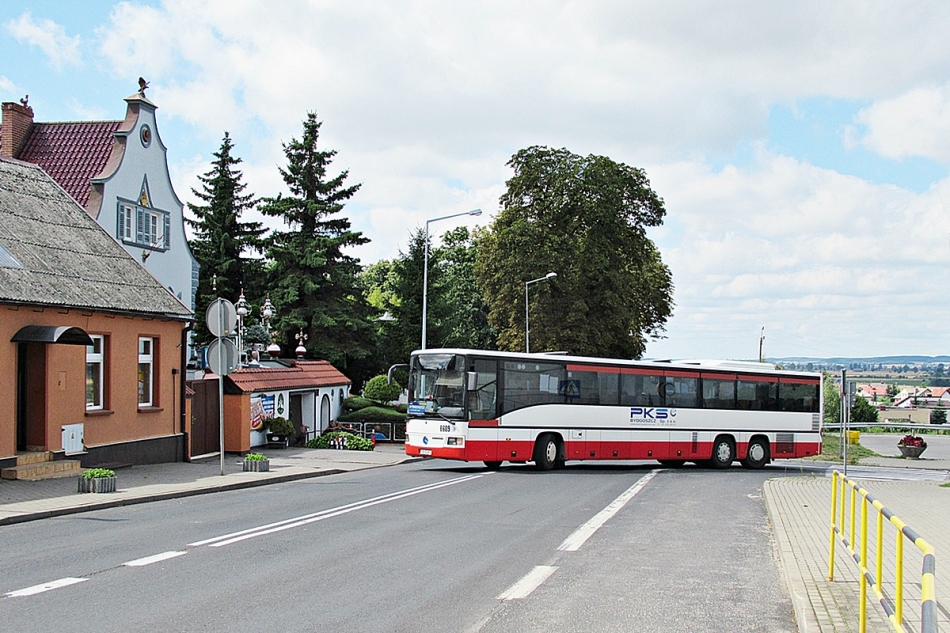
1;451;82;481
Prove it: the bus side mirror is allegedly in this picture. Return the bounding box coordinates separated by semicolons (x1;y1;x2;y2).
467;372;478;391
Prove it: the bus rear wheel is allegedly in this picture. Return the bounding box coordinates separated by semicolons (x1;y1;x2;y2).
740;438;769;469
483;461;502;470
709;436;735;469
533;435;560;471
658;460;686;467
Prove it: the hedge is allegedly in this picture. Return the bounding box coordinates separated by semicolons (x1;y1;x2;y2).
307;431;373;451
338;406;407;423
342;396;375;412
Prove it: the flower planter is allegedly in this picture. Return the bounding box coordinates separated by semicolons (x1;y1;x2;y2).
79;475;116;493
243;458;270;472
898;445;926;459
266;434;289;449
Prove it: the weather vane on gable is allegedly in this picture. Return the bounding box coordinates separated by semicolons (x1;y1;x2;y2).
138;77;150;96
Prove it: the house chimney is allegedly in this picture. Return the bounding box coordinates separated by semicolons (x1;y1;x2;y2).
1;101;34;159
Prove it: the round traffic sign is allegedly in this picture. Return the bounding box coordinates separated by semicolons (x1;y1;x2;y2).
206;298;237;338
207;337;240;376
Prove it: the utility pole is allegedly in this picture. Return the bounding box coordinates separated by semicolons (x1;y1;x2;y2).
758;327;765;362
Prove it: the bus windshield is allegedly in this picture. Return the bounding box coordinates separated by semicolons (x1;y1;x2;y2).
409;353;466;418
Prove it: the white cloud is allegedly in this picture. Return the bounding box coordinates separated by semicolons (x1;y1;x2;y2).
0;75;18;95
4;12;81;70
854;85;950;162
81;0;950;358
646;151;950;358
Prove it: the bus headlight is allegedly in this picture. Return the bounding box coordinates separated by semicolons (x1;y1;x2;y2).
446;437;463;446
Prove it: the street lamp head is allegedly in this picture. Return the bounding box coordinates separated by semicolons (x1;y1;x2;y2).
469;208;482;216
545;272;557;279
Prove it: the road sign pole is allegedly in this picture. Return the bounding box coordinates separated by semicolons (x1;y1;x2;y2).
218;306;225;476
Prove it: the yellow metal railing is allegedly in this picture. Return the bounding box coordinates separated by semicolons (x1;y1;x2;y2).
829;470;937;633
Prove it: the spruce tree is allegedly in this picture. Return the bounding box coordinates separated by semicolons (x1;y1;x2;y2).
259;113;375;370
187;132;265;347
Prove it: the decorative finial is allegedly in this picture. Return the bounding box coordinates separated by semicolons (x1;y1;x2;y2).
138;77;150;96
19;95;28;107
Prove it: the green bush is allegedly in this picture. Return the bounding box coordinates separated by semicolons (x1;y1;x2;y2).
342;396;375;412
338;406;407;423
364;375;401;404
307;431;373;451
394;403;408;414
265;416;296;437
244;452;268;461
82;468;115;479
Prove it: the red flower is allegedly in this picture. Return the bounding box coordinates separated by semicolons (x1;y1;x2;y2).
898;434;927;448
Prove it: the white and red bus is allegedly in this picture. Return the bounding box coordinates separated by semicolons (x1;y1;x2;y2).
401;348;822;470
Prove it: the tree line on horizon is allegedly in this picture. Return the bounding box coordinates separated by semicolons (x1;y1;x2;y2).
187;113;674;387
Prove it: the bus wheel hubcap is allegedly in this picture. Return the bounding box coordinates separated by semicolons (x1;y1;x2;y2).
749;444;764;462
545;442;557;463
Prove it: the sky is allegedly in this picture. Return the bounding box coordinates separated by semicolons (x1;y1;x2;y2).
3;1;950;361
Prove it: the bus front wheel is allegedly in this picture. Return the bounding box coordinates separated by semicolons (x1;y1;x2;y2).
533;435;560;471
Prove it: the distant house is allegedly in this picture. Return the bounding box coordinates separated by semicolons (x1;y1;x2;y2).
0;157;192;475
219;360;352;453
857;383;888;401
0;87;198;311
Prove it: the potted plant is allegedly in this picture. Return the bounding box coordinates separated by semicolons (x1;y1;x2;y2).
897;434;927;459
79;467;116;493
243;452;270;472
264;416;296;448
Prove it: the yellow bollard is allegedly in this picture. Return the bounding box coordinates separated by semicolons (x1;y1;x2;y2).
848;430;861;445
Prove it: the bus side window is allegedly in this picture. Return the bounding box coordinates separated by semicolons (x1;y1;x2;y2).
469;359;498;420
620;373;662;407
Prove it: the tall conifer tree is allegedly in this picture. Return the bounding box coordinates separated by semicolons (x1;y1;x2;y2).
259;113;374;369
187;132;265;347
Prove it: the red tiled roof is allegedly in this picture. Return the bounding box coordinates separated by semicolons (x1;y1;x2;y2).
17;120;121;207
226;360;351;393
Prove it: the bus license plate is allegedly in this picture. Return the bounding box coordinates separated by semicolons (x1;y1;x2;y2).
420;449;432;455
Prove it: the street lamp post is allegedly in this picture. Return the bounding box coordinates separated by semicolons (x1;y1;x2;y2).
421;208;482;349
525;272;557;353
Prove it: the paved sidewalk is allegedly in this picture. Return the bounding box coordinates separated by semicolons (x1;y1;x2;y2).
766;449;950;633
0;443;414;526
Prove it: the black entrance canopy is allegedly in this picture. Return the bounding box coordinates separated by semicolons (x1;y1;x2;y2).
11;325;94;346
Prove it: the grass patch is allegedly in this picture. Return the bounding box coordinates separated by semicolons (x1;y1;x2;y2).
808;432;880;465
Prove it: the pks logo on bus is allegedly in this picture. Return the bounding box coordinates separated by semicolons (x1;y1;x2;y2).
630;407;676;421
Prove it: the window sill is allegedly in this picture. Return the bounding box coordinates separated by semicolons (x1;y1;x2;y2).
85;409;114;417
137;406;164;413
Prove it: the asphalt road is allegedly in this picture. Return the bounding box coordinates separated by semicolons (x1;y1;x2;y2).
1;460;799;632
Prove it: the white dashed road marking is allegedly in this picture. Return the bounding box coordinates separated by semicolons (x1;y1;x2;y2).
124;551;187;567
497;565;558;601
557;469;659;552
5;577;87;597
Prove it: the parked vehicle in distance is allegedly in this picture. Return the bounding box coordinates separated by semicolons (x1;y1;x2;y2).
399;349;822;470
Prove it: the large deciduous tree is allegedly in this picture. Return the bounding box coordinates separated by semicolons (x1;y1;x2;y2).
476;146;673;359
437;226;496;350
259;113;374;371
187;132;265;347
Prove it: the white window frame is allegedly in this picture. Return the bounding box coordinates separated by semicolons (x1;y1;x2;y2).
138;337;154;407
116;200;169;251
118;204;133;241
86;335;104;410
